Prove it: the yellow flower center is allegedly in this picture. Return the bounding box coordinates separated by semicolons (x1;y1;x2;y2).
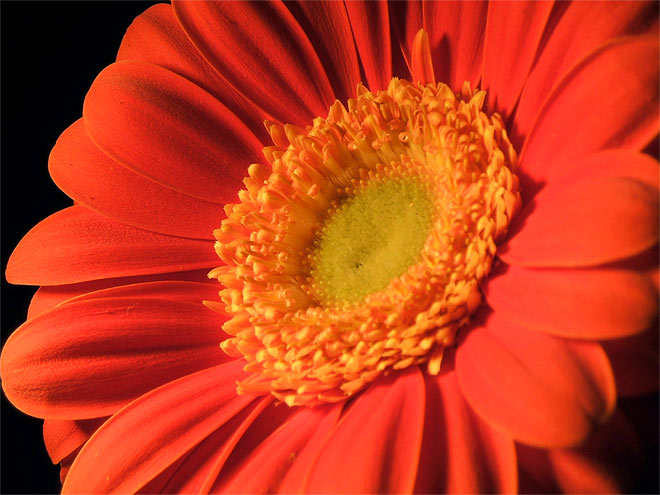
311;177;433;304
209;79;521;406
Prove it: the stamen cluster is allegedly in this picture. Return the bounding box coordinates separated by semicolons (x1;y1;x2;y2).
210;79;521;406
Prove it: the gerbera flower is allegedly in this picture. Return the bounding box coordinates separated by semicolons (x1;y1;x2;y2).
2;0;658;493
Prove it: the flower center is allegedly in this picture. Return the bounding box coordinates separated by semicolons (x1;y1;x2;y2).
311;177;433;304
210;79;521;406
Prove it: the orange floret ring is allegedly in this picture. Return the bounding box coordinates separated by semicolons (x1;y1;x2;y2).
210;78;521;406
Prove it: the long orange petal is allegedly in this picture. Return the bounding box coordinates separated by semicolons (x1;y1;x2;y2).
484;264;658;340
49;120;226;239
410;29;435;85
520;36;659;182
303;368;426;494
500;150;659;267
26;270;213;320
481;1;554;116
83;60;262;204
62;360;254;494
172;0;334;126
456;319;616;448
344;0;393;92
1;293;230;419
286;1;361;103
155;398;275;494
116;3;270;142
416;362;518;494
211;404;341;493
6;206;217;285
423;1;488;91
515;1;658;144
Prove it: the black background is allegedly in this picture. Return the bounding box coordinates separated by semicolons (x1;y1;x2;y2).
1;2;157;493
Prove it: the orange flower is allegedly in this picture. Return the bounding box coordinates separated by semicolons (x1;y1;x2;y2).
2;1;659;493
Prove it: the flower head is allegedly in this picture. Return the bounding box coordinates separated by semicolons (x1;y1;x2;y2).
2;1;659;493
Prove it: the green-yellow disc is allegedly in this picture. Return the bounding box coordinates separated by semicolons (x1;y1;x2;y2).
311;178;433;304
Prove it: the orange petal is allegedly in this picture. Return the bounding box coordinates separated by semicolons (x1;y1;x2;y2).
602;328;659;398
520;36;659;182
172;0;334;126
26;270;213;319
43;418;107;464
6;206;217;285
410;29;435;85
416;362;518;494
116;3;270;143
515;1;658;144
151;398;274;494
83;60;262;204
303;367;426;494
519;411;644;494
456;318;616;448
62;361;255;494
278;404;345;493
481;1;554;117
423;0;488;91
500;150;659;267
59;448;80;486
1;293;230;419
286;1;361;103
389;0;423;77
206;399;301;493
49;119;225;239
344;0;392;91
212;404;342;493
484;264;658;340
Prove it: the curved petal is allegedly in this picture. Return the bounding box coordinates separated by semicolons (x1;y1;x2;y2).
484;264;658;340
410;29;434;84
456;319;616;448
59;448;80;485
415;362;518;494
49;119;225;239
212;404;341;493
548;411;643;494
303;367;426;494
153;398;273;494
172;0;334;126
27;270;213;319
345;0;392;92
389;0;423;76
61;280;221;305
6;206;217;286
520;36;660;181
519;411;643;494
278;404;344;493
116;3;270;142
515;1;658;144
1;294;230;419
500;150;660;267
43;418;107;464
62;360;254;494
423;1;488;91
205;400;297;493
83;60;262;203
285;1;361;103
481;1;554;117
602;329;659;397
